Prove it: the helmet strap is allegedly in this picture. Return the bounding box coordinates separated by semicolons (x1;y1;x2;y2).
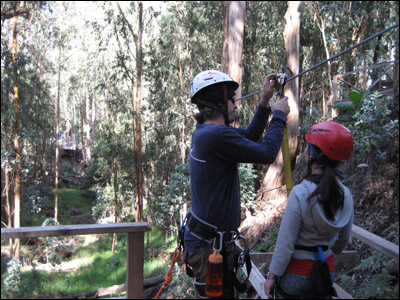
308;143;345;180
223;83;231;125
195;84;231;125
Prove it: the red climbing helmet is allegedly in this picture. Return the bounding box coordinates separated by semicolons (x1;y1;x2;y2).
305;121;353;161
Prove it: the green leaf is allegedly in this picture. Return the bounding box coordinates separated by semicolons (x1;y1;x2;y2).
347;91;364;108
333;101;356;112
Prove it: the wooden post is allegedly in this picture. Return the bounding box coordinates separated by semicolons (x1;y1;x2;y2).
126;232;145;299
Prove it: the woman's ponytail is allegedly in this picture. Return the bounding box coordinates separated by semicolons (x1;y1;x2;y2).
307;145;344;221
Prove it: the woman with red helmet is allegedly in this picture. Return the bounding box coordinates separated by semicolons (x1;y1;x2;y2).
264;121;354;299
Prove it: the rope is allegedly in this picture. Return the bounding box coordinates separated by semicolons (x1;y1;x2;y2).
154;246;182;299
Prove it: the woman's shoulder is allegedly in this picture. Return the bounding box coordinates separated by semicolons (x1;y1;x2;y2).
291;179;317;195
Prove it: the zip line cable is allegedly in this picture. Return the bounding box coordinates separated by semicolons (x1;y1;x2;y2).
89;22;398;152
142;22;399;134
235;22;399;102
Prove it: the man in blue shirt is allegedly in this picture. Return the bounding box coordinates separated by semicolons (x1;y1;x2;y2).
183;70;290;298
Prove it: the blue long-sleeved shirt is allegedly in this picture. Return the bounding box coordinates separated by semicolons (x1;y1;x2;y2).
184;105;287;253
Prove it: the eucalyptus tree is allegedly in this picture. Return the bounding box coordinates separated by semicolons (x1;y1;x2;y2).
1;1;53;258
102;1;146;223
259;1;301;199
222;1;246;101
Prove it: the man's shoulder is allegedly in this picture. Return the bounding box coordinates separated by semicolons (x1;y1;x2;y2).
195;124;236;137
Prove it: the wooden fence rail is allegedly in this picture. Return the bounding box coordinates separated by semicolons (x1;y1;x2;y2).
1;223;151;299
2;222;398;299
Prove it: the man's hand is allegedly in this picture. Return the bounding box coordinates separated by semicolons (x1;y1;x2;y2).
270;96;290;116
260;73;278;107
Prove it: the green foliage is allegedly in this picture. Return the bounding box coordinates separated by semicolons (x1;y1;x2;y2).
2;259;23;299
23;183;52;225
255;226;280;253
0;228;174;298
345;92;399;163
41;218;67;269
2;259;44;299
299;107;326;136
239;164;258;213
154;164;190;232
337;251;399;299
333;91;369;113
158;264;196;299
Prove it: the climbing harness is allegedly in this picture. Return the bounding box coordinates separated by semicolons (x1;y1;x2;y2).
178;211;252;295
275;245;336;299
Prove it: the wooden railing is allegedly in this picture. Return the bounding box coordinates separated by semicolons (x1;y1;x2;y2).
1;223;151;299
241;224;399;299
2;222;398;299
332;61;396;104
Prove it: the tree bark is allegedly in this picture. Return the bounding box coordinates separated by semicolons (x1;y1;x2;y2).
84;86;91;164
3;163;13;255
221;1;246;104
111;160;118;253
55;45;61;224
260;1;300;199
134;2;144;223
12;13;21;259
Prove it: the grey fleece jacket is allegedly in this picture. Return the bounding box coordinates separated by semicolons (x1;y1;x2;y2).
269;179;354;276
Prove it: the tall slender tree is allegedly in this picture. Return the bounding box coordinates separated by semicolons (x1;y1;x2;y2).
134;2;144;222
260;1;300;199
221;1;246;103
54;44;61;224
12;11;22;260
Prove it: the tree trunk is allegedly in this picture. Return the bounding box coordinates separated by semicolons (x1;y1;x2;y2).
111;160;118;253
3;163;13;255
260;1;300;199
55;46;61;224
12;13;21;259
92;71;97;141
221;1;246;104
84;86;91;164
313;2;333;100
134;2;144;223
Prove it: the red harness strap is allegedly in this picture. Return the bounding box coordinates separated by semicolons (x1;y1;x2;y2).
285;254;334;277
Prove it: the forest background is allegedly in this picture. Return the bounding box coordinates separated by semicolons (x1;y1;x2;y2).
1;1;399;299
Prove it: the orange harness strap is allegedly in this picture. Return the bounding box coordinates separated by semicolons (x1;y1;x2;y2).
154;246;182;299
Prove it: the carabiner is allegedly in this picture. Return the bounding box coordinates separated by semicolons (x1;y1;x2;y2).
213;232;224;253
275;73;288;97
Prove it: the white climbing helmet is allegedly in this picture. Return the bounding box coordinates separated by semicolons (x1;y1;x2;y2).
190;70;239;103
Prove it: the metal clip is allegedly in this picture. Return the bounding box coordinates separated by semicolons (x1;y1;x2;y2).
213;232;224;253
275;73;288;97
238;251;245;266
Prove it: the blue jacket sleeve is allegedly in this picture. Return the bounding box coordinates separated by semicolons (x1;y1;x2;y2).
215;109;287;164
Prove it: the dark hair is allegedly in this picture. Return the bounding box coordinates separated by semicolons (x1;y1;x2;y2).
193;107;223;124
306;145;344;221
